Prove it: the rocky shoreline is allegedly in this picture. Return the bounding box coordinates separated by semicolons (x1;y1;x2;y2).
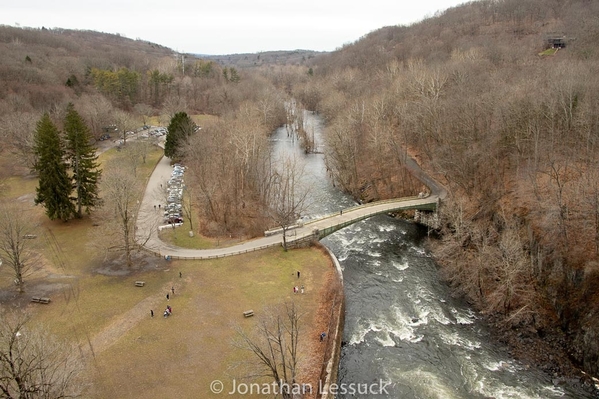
485;314;599;397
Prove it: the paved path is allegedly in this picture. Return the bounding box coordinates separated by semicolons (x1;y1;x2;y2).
135;151;446;260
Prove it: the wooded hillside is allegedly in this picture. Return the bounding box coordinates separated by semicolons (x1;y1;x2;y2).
3;0;599;383
295;0;599;381
0;25;296;238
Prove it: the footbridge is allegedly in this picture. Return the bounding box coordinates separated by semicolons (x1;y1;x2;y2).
136;153;445;260
283;195;439;243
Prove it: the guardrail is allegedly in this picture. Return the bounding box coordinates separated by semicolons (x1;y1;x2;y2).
144;241;285;260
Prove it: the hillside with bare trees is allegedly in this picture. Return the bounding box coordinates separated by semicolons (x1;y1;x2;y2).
4;0;599;383
289;0;599;380
0;25;293;237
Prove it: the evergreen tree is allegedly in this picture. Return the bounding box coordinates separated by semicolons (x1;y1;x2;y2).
33;113;74;221
64;103;102;217
164;112;196;159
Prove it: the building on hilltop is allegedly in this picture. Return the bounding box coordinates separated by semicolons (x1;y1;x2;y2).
546;33;567;49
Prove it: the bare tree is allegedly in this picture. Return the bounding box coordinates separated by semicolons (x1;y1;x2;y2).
0;203;38;293
0;311;87;399
120;140;157;177
267;155;310;251
233;303;302;399
324;115;360;196
94;159;143;267
133;103;153;127
0;111;40;169
77;94;114;138
112;109;140;146
182;186;194;231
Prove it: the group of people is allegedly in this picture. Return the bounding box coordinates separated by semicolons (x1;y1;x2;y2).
293;285;305;294
293;270;304;294
151;281;180;319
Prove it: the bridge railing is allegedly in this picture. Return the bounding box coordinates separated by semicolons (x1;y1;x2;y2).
145;241;284;260
299;195;430;227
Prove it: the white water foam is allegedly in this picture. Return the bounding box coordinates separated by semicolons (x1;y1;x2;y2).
349;312;424;346
450;307;477;325
418;308;452;326
375;331;396;347
541;385;567;397
474;376;565;399
392;259;409;271
367;249;382;257
390;369;460;399
406;287;454;326
348;318;370;345
439;331;481;350
483;360;517;372
410;245;430;257
378;223;397;232
351;225;363;234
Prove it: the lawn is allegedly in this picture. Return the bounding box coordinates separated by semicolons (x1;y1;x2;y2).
0;142;336;399
87;247;334;399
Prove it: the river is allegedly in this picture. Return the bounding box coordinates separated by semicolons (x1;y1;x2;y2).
271;111;593;398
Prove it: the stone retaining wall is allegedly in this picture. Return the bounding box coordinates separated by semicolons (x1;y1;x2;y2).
315;243;345;399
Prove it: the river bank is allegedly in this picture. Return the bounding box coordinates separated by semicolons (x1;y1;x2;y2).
485;312;599;395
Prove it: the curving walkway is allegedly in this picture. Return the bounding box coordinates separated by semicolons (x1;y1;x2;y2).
135;152;446;260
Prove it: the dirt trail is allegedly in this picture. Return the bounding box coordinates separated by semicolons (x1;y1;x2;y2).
84;281;174;357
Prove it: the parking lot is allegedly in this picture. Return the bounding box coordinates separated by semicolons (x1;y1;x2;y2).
163;163;185;224
140;126;167;139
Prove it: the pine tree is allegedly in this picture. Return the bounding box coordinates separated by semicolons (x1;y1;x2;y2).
64;103;102;217
33;113;74;221
164;112;196;159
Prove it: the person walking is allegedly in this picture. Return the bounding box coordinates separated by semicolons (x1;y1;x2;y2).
166;293;170;301
151;309;154;317
179;271;182;278
297;271;300;279
171;286;175;295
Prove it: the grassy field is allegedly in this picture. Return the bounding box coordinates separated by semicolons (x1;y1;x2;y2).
0;141;336;398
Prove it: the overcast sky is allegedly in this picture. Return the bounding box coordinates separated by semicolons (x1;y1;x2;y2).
2;0;468;55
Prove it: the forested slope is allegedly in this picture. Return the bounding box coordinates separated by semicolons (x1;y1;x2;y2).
0;25;295;238
295;0;599;380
